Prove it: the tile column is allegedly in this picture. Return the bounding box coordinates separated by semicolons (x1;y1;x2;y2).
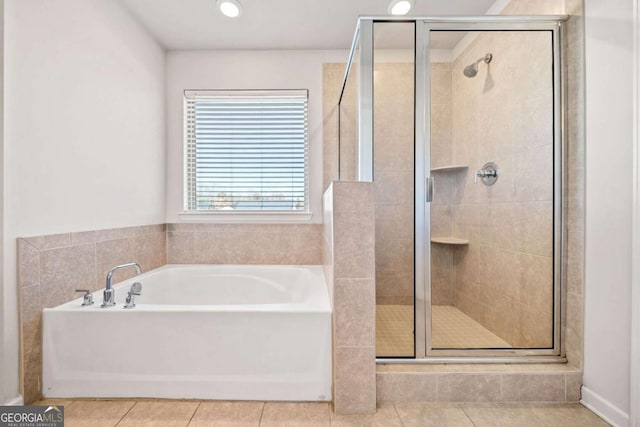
324;181;376;414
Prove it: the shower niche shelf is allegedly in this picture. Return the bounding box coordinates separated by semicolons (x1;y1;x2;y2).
430;165;468;173
431;237;469;246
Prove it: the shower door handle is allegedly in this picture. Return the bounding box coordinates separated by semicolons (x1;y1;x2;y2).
426;176;434;203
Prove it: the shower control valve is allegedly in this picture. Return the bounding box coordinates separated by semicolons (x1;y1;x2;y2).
474;162;499;186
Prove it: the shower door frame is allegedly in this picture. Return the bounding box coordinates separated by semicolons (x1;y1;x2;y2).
414;18;566;360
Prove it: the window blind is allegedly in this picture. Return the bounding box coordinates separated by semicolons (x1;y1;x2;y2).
184;90;309;212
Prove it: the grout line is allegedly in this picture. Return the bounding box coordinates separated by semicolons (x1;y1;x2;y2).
114;400;137;427
185;401;201;426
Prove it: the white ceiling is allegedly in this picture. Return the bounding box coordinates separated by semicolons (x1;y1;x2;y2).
117;0;499;50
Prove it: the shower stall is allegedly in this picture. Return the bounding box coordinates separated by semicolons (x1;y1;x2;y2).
338;16;565;361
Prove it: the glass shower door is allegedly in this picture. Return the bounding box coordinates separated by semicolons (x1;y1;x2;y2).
417;22;562;357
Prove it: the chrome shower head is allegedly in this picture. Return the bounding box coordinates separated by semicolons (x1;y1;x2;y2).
463;64;479;78
463;53;493;78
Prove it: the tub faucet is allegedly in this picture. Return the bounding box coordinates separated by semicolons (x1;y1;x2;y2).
101;262;142;308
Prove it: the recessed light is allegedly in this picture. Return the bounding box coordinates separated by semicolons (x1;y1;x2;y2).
388;0;412;15
217;0;242;18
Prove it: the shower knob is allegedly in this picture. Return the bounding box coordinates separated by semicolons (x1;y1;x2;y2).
474;162;499;186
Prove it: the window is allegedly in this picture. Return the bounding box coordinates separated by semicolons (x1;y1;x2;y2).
184;90;309;213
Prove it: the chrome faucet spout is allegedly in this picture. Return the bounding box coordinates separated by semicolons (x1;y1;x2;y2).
101;262;142;308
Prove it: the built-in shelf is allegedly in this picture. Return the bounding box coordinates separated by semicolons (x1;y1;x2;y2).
430;165;468;173
431;237;469;246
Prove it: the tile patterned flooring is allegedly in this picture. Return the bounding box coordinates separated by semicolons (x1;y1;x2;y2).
376;305;415;357
431;306;511;349
376;305;511;357
33;399;610;426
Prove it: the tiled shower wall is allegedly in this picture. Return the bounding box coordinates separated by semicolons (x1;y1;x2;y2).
437;0;585;361
373;63;415;306
430;62;456;306
449;31;555;348
18;222;323;403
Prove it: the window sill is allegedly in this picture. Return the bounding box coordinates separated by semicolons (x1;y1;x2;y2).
177;211;313;223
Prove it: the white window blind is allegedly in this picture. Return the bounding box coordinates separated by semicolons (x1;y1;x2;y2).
184;90;309;212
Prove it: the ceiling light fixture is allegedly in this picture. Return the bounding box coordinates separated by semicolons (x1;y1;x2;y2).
216;0;242;18
388;0;412;15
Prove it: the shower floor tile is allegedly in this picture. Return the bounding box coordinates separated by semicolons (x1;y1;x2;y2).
376;304;415;357
376;304;511;357
432;305;512;349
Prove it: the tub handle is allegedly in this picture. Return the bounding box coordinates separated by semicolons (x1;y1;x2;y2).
75;289;94;306
124;282;142;309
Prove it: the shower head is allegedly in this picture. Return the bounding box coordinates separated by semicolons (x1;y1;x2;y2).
463;53;493;78
463;64;479;78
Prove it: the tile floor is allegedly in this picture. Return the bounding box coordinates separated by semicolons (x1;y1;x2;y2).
376;305;511;357
431;306;511;349
376;304;414;357
33;399;610;426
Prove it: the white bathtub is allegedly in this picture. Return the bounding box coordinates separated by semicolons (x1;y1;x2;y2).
42;265;332;401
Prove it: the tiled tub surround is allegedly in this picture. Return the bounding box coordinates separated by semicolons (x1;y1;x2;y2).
323;182;376;414
18;222;323;404
18;224;167;404
166;223;323;265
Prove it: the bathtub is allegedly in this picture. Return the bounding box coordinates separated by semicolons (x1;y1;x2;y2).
42;265;332;401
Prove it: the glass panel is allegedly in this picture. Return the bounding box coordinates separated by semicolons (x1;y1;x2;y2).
338;40;359;181
373;22;416;358
429;30;555;350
